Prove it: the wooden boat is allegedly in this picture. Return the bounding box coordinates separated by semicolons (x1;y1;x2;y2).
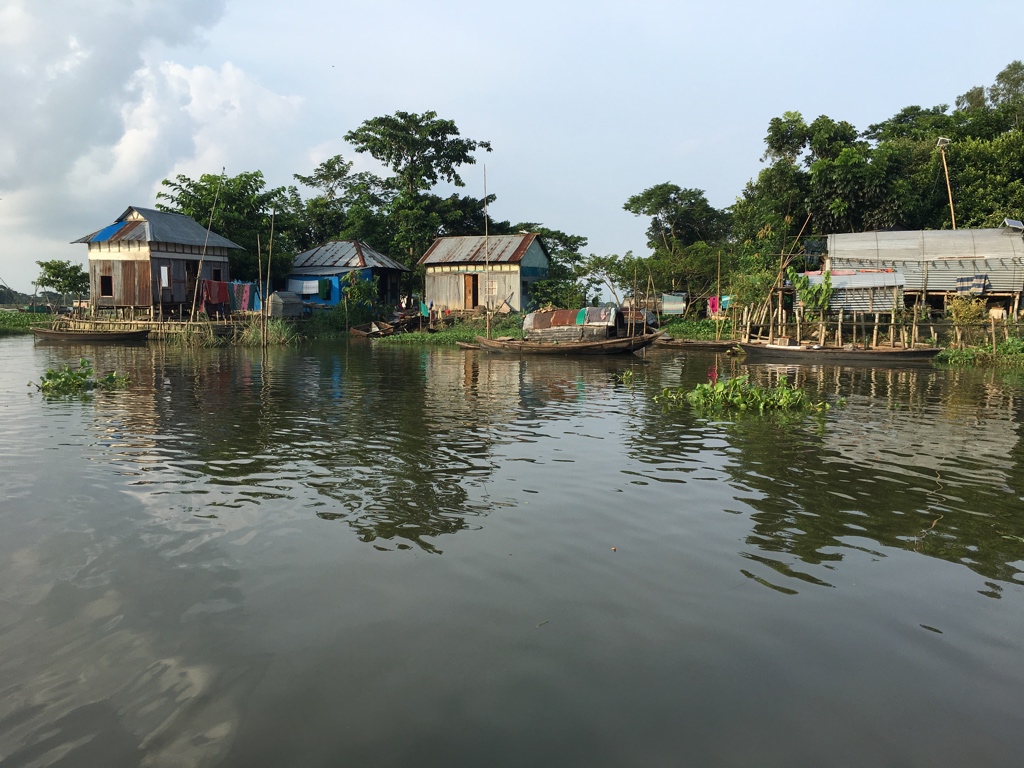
737;342;941;365
655;337;735;351
474;331;664;355
349;321;394;338
455;341;481;350
32;327;150;343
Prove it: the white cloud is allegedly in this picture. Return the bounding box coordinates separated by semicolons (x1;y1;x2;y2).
0;0;305;292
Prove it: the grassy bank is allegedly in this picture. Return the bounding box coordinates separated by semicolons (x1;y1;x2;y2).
659;317;732;341
377;315;525;346
937;338;1024;367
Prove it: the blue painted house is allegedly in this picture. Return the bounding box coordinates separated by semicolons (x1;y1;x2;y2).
287;240;408;307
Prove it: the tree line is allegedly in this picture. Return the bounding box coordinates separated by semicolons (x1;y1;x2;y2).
119;60;1024;312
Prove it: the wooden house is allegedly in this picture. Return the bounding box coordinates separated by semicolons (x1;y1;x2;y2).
419;234;550;312
287;240;408;307
73;206;242;315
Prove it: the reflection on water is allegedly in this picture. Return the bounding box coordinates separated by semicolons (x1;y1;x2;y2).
1;337;1024;766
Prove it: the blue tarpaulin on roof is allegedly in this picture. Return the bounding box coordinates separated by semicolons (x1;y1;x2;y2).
89;222;127;242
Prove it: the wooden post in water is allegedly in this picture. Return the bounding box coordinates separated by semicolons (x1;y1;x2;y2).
837;308;843;348
991;317;998;354
873;313;880;348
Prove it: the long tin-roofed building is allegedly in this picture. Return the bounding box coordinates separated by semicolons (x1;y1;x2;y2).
419;233;550;312
825;225;1024;309
73;206;242;315
288;240;408;307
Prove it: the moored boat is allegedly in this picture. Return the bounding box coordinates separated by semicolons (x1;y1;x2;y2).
655;337;736;351
474;332;663;355
473;305;663;355
738;342;941;365
349;321;394;338
32;327;151;343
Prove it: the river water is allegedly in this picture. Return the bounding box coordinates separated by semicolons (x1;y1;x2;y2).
1;334;1023;767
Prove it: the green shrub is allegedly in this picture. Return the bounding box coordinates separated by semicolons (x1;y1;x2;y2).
0;311;38;335
656;374;835;415
660;317;731;340
30;358;130;396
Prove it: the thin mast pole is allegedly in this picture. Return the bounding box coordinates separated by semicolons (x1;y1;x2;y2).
190;167;225;322
264;209;275;347
484;165;490;339
940;143;957;230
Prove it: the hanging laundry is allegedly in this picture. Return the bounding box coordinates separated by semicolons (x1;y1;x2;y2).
955;276;972;294
708;296;720;315
970;274;989;294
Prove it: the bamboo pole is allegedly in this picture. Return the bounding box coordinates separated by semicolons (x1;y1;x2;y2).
873;313;880;348
837;308;843;348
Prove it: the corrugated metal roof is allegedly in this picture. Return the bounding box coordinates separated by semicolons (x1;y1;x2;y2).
827;228;1024;262
72;206;242;249
291;240;408;274
418;233;549;265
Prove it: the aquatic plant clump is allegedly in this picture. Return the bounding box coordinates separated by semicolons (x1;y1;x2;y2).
31;358;130;396
656;374;834;415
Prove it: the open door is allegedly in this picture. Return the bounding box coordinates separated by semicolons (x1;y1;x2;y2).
464;274;478;309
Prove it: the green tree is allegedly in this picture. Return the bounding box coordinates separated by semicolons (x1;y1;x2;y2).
344;110;492;197
157;170;297;282
343;111;494;276
34;260;89;308
622;184;730;297
515;225;592;308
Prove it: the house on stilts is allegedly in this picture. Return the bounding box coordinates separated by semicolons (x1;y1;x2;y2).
73;206;242;318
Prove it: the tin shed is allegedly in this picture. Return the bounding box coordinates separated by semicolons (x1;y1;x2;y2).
825;227;1024;304
288;240;409;307
419;234;550;312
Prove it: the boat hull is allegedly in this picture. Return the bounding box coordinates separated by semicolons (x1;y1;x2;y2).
738;343;941;365
474;332;664;355
32;328;151;343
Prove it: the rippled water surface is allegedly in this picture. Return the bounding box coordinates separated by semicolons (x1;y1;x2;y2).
2;335;1024;766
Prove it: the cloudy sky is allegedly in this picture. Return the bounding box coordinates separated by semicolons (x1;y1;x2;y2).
0;0;1020;292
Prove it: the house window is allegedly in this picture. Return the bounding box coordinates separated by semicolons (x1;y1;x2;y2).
100;276;113;297
212;268;222;281
160;265;170;288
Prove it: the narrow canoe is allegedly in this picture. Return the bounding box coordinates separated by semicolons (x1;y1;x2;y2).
32;328;151;343
738;343;941;365
474;331;664;355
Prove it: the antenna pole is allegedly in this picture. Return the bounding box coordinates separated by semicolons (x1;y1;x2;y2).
939;142;957;230
190;167;226;322
484;165;490;339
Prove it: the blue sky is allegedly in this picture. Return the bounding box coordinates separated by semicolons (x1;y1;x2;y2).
0;0;1020;292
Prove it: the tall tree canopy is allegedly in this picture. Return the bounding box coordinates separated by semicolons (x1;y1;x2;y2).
34;260;89;305
344;110;492;197
157;171;298;282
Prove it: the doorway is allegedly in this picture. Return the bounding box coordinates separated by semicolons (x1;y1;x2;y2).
464;274;478;309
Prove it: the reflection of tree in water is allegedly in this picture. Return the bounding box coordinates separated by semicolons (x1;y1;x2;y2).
732;366;1024;591
93;343;507;554
625;358;1024;593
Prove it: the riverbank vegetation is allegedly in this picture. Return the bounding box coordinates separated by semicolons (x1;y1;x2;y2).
377;314;525;346
0;311;39;335
149;60;1024;332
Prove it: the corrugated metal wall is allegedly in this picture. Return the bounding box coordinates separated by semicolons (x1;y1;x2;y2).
91;255;230;307
831;257;1024;292
426;270;523;310
91;259;151;307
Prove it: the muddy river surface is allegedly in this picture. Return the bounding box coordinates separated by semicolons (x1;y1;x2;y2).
1;335;1023;766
